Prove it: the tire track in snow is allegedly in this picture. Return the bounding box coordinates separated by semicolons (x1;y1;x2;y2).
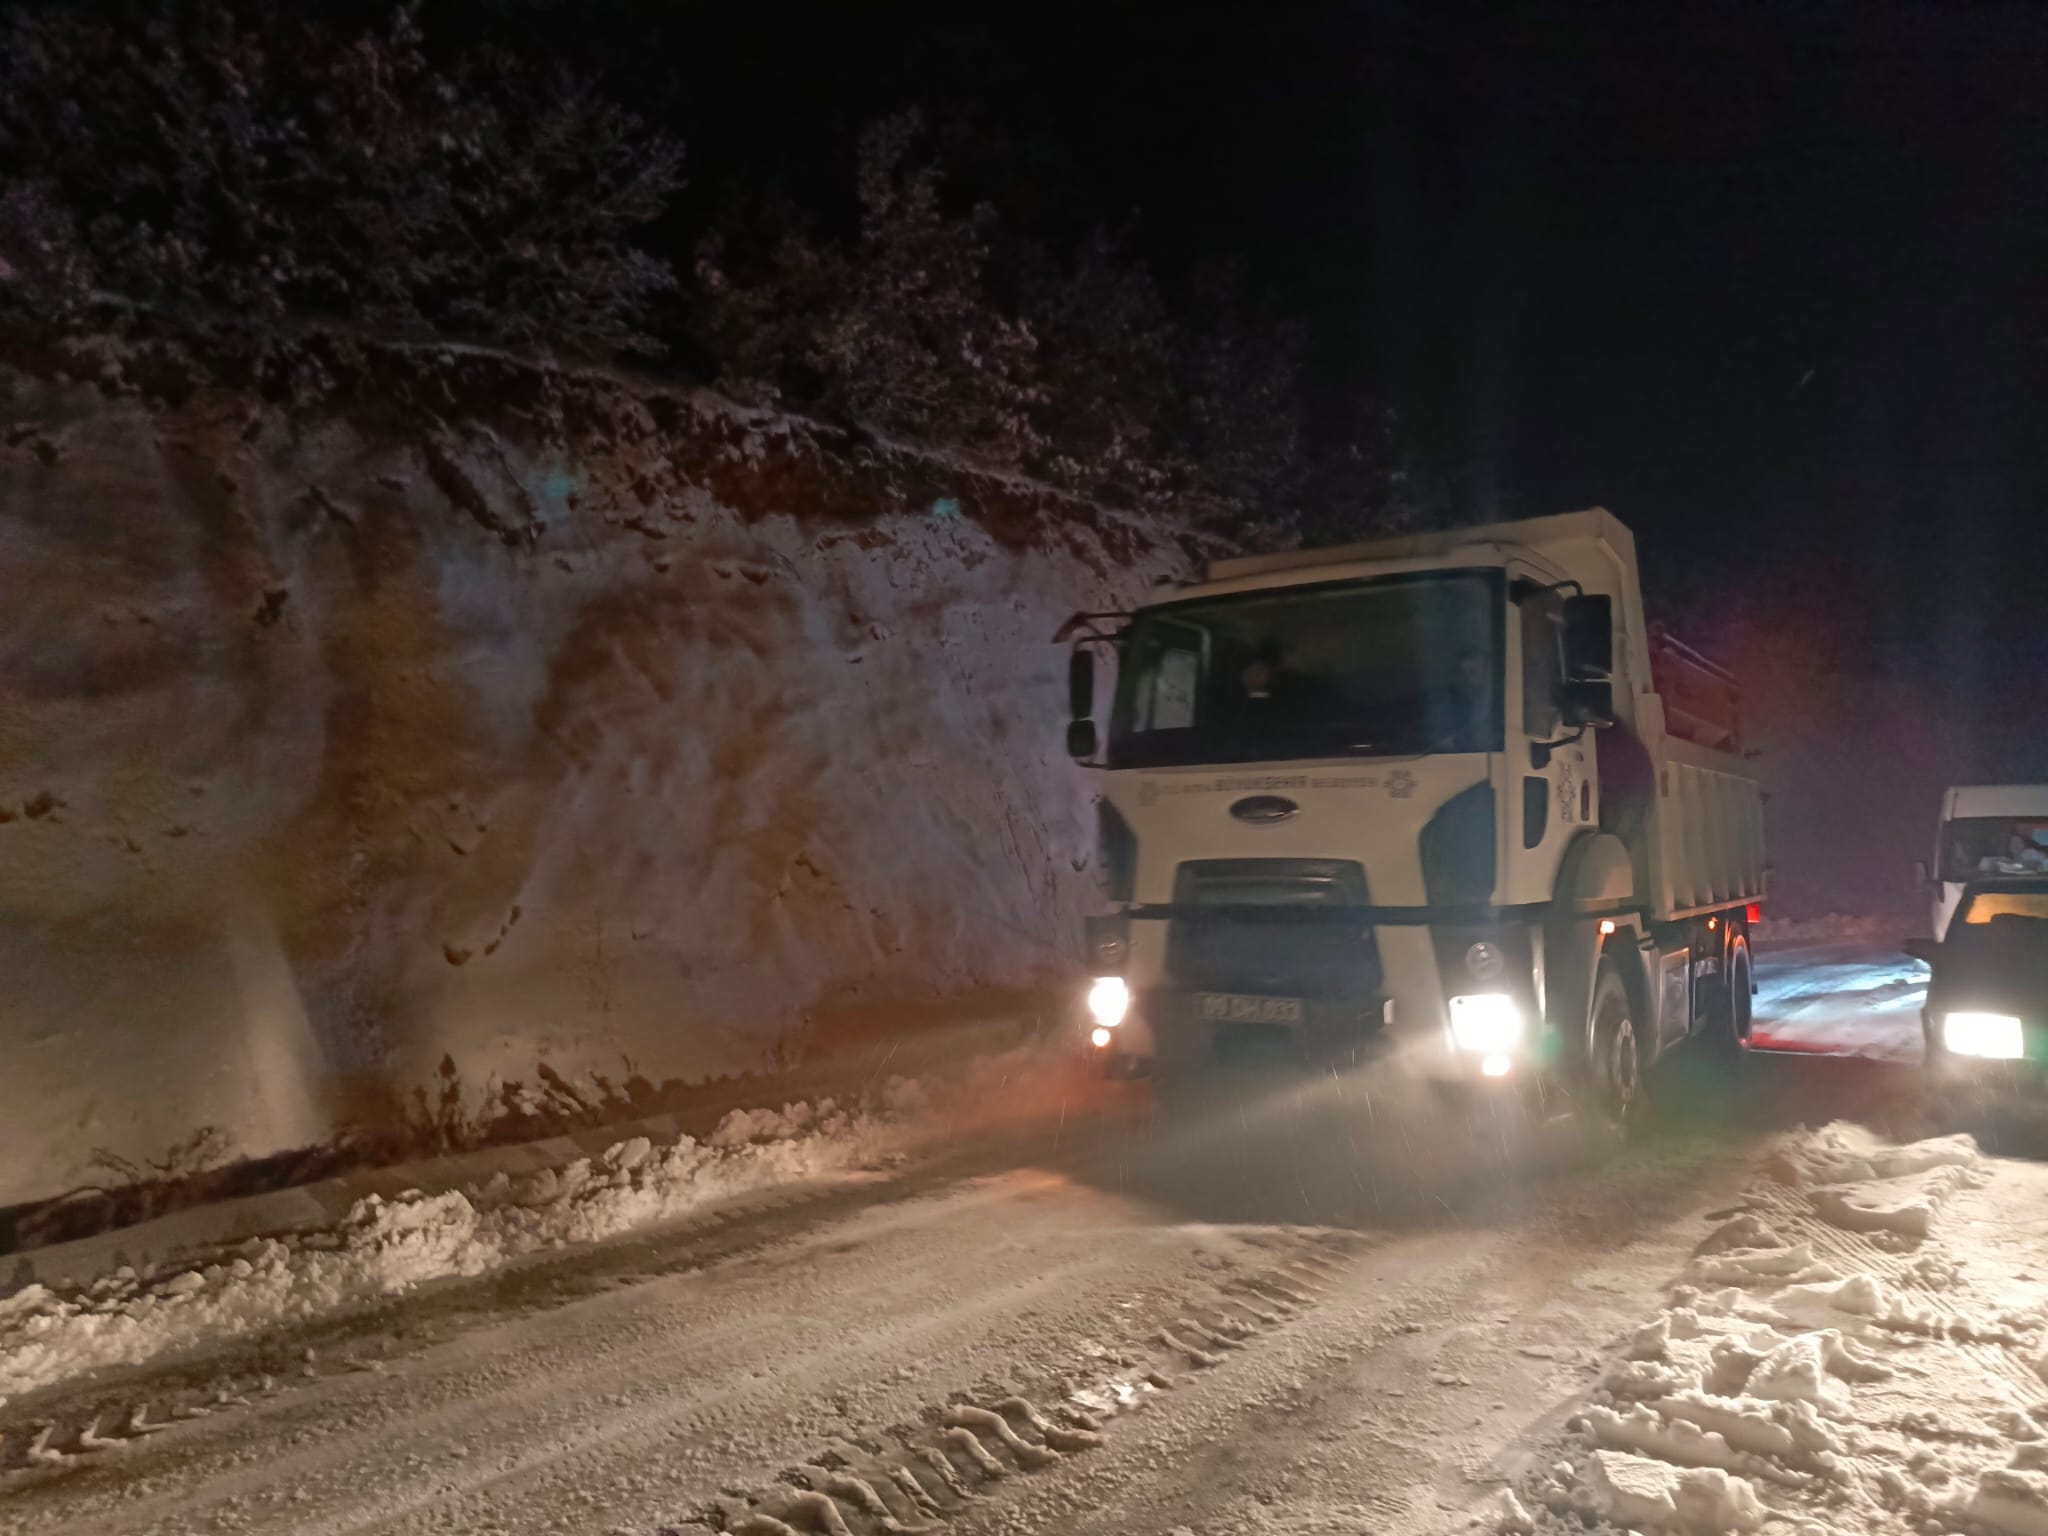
1738;1133;2048;1408
1;1166;1357;1536
6;1173;1108;1527
695;1237;1352;1536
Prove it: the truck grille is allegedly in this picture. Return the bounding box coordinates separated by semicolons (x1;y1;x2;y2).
1164;860;1381;1000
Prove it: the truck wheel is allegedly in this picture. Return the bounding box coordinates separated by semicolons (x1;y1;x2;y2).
1589;959;1649;1138
1727;937;1754;1047
1708;935;1755;1060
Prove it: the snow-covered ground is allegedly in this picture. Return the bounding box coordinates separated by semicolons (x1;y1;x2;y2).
1;1093;921;1404
1750;941;1927;1063
0;1040;1102;1405
1486;1119;2048;1536
1;940;2004;1536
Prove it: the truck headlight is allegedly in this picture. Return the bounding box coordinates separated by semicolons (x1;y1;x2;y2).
1943;1012;2023;1060
1449;993;1523;1055
1088;976;1130;1029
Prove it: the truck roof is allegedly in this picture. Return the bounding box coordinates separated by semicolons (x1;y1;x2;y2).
1204;507;1638;584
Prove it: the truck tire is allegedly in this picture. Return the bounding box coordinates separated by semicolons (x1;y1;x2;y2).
1708;934;1755;1061
1588;958;1649;1138
1726;936;1755;1047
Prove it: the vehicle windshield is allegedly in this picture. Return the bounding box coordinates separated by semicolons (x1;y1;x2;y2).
1942;817;2048;880
1108;571;1504;768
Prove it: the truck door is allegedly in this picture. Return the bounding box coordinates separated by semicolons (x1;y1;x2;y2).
1508;580;1588;904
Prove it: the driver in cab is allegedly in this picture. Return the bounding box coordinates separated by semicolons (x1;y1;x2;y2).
1230;638;1313;715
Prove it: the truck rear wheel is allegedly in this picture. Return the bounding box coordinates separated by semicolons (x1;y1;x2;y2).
1589;959;1648;1138
1707;933;1755;1061
1725;936;1754;1047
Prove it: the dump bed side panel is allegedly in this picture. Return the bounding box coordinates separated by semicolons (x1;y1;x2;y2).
1649;736;1767;918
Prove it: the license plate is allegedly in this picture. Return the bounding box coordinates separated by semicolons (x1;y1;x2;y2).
1197;993;1304;1025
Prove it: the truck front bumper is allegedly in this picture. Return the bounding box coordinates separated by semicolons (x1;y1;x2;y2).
1078;910;1551;1082
1087;985;1549;1084
1139;987;1390;1066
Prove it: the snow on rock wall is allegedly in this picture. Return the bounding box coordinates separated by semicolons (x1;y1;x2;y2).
0;345;1188;1208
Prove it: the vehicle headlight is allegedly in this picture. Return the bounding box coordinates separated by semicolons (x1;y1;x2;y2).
1943;1012;2024;1061
1449;993;1523;1055
1087;976;1130;1029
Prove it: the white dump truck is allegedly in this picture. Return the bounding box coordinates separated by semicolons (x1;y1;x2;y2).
1920;785;2048;941
1061;509;1767;1129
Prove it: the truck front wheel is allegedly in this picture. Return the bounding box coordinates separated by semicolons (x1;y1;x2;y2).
1589;959;1649;1138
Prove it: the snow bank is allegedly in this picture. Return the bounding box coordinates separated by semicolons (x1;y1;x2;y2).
1494;1123;2048;1535
1970;1467;2048;1536
0;1080;945;1402
1752;913;1902;947
1578;1449;1765;1533
1686;1240;1838;1288
1775;1122;1980;1187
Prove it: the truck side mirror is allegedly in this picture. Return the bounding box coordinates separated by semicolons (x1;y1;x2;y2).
1068;649;1096;721
1912;860;1931;889
1561;594;1614;681
1066;719;1099;760
1561;678;1616;730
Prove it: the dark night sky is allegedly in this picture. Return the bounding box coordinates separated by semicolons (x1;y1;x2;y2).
539;0;2048;755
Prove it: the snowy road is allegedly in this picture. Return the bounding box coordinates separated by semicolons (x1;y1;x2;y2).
0;943;1957;1536
1750;940;1927;1062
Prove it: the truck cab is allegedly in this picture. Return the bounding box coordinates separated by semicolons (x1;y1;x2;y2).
1063;509;1766;1129
1921;786;2048;941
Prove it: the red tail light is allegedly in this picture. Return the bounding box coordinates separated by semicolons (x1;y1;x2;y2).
1745;901;1763;926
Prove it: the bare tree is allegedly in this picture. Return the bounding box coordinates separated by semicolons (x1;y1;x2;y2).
699;112;1042;463
0;2;683;357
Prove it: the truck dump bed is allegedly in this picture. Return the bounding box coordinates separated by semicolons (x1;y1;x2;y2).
1649;627;1742;753
1644;625;1764;919
1650;736;1767;919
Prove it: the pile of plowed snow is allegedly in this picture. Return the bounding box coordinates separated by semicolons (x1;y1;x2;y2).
0;1072;982;1404
1484;1121;2048;1535
1753;913;1901;947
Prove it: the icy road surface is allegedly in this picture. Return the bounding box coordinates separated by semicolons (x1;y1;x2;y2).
1750;939;1927;1062
0;943;1960;1536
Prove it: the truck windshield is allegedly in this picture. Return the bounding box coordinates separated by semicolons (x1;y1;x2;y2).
1108;571;1504;768
1942;817;2048;880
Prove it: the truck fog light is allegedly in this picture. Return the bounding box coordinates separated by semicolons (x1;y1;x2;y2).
1087;976;1130;1029
1943;1012;2023;1060
1449;993;1524;1055
1090;1026;1114;1049
1480;1053;1512;1078
1465;941;1505;982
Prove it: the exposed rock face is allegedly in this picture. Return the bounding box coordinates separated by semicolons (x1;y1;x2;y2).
0;342;1186;1206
